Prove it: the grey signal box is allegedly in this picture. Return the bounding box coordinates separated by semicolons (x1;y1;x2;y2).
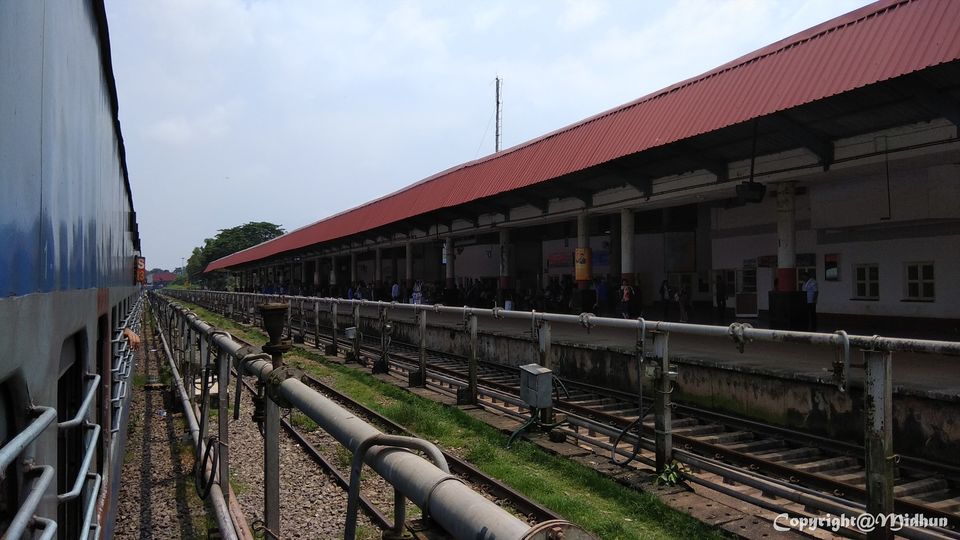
519;364;553;409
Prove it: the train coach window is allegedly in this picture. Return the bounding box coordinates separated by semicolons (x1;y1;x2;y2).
0;380;18;533
58;332;86;539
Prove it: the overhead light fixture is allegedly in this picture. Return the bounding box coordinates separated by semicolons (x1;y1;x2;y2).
735;181;766;204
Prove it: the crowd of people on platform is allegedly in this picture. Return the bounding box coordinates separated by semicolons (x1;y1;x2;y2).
245;274;727;323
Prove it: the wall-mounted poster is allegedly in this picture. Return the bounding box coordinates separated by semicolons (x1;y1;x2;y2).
574;248;592;281
825;253;840;281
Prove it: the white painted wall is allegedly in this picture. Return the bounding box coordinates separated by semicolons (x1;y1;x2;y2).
811;164;960;227
711;163;960;318
453;243;499;279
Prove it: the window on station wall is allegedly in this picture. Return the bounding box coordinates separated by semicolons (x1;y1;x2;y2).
904;262;935;301
853;264;879;300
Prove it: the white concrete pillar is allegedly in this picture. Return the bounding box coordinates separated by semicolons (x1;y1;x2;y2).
445;237;455;288
499;229;512;291
329;255;337;286
620;208;634;283
576;213;591;289
776;182;796;291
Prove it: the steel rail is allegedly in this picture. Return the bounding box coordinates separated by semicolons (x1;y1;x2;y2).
177;291;960;538
293;311;960;535
158;293;588;540
151;300;242;540
323;319;960;482
224;326;563;525
235;375;394;530
383;342;960;530
214;292;960;356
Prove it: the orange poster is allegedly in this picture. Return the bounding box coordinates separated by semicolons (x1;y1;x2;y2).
574;247;591;281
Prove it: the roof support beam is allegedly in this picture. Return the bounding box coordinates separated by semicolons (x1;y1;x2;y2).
890;76;960;127
670;142;728;182
603;163;655;198
433;209;476;230
768;113;834;170
525;198;550;214
400;217;432;234
558;183;593;207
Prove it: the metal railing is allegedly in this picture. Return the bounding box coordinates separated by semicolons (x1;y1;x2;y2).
150;298;242;540
153;292;589;540
170;289;960;540
0;292;142;540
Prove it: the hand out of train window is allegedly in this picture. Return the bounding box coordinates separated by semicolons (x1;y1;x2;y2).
122;328;141;350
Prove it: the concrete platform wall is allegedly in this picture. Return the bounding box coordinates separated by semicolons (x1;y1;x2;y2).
352;314;959;465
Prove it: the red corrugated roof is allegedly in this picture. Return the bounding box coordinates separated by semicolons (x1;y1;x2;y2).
207;0;960;272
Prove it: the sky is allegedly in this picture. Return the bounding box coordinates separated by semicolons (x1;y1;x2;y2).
106;0;875;271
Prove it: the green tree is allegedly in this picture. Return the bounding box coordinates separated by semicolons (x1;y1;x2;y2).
183;221;284;289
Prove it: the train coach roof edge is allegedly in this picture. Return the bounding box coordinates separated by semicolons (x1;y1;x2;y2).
93;1;139;251
205;0;960;273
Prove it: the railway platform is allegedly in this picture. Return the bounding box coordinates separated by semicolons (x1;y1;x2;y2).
366;306;960;399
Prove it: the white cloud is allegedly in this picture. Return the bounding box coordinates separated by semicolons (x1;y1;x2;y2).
558;0;605;31
107;0;875;269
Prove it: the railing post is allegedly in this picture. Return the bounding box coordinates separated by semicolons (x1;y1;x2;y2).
538;320;552;369
409;309;427;387
314;300;321;348
457;313;478;405
373;306;391;374
652;331;672;472
217;347;230;506
299;298;306;342
329;302;339;356
285;298;293;339
535;320;554;424
351;303;361;364
259;303;290;538
864;349;894;540
187;326;196;403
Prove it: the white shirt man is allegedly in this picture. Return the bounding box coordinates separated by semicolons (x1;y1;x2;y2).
802;273;819;330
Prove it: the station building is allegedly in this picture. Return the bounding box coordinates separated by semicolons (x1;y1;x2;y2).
207;0;960;332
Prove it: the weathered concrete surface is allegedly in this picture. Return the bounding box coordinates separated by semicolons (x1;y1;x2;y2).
342;312;960;466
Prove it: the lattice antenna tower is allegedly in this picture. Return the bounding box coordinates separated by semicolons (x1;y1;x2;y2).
495;76;503;153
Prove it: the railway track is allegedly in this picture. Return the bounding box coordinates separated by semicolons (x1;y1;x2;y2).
192;294;960;539
224;332;564;532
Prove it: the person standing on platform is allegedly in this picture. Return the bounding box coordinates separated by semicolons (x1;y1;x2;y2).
412;280;422;305
619;279;634;319
391;280;400;302
659;280;671;321
802;271;819;330
715;276;728;322
677;285;689;323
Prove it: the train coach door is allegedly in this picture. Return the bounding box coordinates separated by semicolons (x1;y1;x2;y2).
0;380;18;534
96;315;108;478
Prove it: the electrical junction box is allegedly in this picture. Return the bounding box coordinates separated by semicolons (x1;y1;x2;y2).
519;363;553;409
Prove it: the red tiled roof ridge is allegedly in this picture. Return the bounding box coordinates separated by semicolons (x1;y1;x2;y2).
250;0;903;233
207;0;957;272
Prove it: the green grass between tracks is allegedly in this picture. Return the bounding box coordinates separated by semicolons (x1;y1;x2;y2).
176;301;726;540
